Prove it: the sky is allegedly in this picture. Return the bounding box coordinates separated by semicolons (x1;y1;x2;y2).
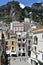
0;0;43;7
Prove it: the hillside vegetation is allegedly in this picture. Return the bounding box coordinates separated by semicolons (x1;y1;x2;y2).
0;1;43;25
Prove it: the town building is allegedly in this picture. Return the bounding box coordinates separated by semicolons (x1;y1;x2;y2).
10;21;24;33
31;27;43;65
9;18;33;57
16;32;27;56
6;32;17;56
0;21;10;65
0;21;9;32
10;18;31;33
26;32;33;57
24;18;31;32
16;29;33;57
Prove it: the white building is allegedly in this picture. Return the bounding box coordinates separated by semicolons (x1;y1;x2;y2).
10;21;24;33
10;18;32;33
31;27;43;65
26;32;33;57
16;28;33;57
16;32;27;56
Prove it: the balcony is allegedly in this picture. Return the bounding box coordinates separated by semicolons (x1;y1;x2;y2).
22;38;26;43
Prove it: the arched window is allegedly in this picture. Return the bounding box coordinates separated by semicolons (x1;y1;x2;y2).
34;36;38;45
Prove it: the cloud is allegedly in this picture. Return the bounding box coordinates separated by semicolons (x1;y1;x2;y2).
19;3;25;9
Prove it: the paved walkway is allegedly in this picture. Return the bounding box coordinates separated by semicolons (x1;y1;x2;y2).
8;57;30;65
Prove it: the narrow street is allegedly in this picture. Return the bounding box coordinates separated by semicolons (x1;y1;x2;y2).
8;57;30;65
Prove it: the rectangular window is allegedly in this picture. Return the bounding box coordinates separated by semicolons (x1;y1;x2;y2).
23;48;25;51
28;40;31;45
18;39;21;41
12;47;14;50
10;35;16;38
12;41;14;45
22;44;25;47
34;46;36;51
18;44;21;47
6;41;8;45
34;36;38;45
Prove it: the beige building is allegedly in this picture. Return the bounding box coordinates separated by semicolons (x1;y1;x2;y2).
5;32;17;56
6;38;17;56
